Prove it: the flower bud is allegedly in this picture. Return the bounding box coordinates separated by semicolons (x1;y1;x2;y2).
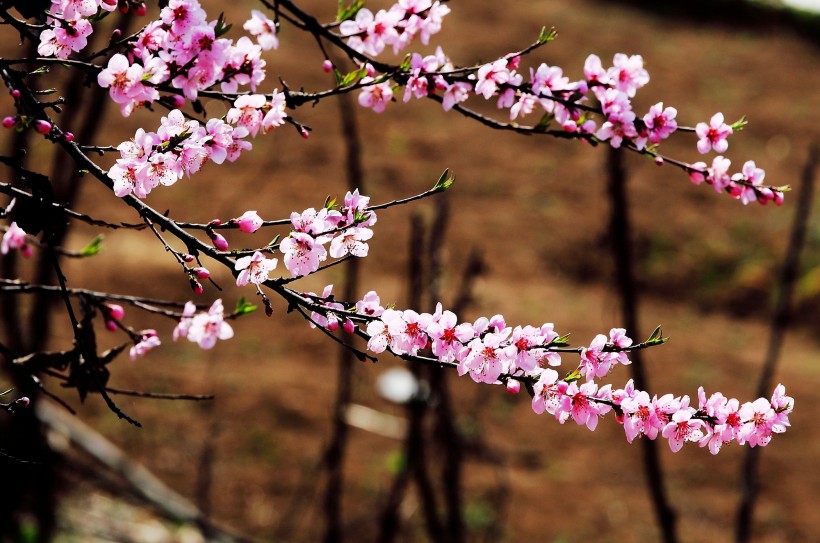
118;0;129;13
10;89;20;99
63;131;75;142
300;127;310;139
773;191;784;206
133;2;147;16
343;318;355;334
33;120;51;134
2;116;17;129
107;303;125;321
14;397;30;408
654;156;664;166
182;253;195;262
170;94;185;108
102;0;117;6
506;379;521;395
191;278;204;295
364;63;375;77
105;319;118;332
727;182;743;197
323;59;333;73
111;28;121;39
235;210;263;233
211;232;229;251
192;267;211;279
509;55;521;70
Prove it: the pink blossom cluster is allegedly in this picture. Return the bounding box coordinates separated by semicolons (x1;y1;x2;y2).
108;104;278;197
298;288;793;453
279;190;376;277
1;221;32;258
94;0;270;115
37;0;118;60
688;157;781;205
352;44;782;204
340;0;450;57
173;299;234;349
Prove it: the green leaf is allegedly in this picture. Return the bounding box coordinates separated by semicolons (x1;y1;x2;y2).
547;333;571;347
234;296;258;316
432;168;455;192
214;12;232;38
79;234;104;257
337;0;366;22
385;450;407;475
564;368;582;383
324;195;337;209
730;116;748;131
538;26;557;45
645;324;668;346
338;66;367;87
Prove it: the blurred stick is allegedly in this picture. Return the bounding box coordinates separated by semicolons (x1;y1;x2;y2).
735;144;817;543
426;193;465;543
607;147;678;543
322;90;365;543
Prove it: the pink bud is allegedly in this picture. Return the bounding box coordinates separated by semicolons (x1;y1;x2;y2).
365;63;375;77
103;0;117;6
506;379;521;395
212;233;229;251
14;397;30;408
182;253;195;262
327;318;339;332
105;319;118;332
2;116;17;129
343;318;355;334
654;156;664;166
111;28;121;40
63;132;74;142
10;89;20;99
20;244;32;259
322;60;333;73
107;303;125;321
235;210;263;233
133;2;146;16
209;219;222;227
119;0;129;14
727;182;743;197
170;94;185;108
192;267;211;279
33;120;51;134
773;191;784;206
191;280;204;295
508;55;521;70
300;127;310;139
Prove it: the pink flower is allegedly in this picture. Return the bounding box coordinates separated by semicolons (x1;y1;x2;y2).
1;222;32;257
442;81;471;111
329;227;373;258
531;368;560;415
261;90;287;134
185;299;234;349
356;291;384;318
244;9;279;51
661;408;706;452
732;160;766;205
643;102;678;145
358;78;394;113
607;53;649;98
696;112;733;154
280;232;327;277
130;329;161;360
235;250;277;286
475;59;513;99
235;210;264;233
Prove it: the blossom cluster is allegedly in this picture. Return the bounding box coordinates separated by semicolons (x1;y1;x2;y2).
299;288;793;453
108;94;286;197
352;41;784;204
37;0;119;60
339;0;451;57
279;190;376;278
92;0;276;115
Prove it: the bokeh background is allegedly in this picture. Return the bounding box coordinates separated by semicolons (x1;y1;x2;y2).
2;1;819;541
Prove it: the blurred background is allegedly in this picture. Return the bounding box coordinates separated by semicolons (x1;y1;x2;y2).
1;0;819;541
